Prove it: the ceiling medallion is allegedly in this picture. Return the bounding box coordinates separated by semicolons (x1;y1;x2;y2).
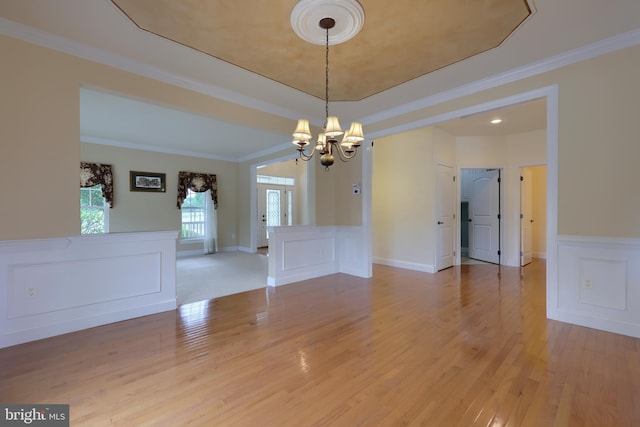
290;0;365;46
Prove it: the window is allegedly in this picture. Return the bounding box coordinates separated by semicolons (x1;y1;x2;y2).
181;189;206;239
256;174;295;186
80;184;109;234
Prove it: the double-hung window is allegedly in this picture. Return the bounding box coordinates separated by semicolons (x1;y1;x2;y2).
80;184;109;234
180;188;206;240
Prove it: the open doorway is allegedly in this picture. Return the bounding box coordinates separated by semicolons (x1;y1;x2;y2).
252;158;310;253
519;165;547;266
256;178;294;248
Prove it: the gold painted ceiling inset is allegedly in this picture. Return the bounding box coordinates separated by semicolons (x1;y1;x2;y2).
111;0;531;101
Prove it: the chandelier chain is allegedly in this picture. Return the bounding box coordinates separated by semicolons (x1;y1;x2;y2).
325;25;329;127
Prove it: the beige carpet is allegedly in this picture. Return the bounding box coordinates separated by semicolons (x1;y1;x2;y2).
177;252;268;305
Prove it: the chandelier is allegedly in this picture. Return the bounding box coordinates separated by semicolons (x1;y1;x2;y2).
290;0;365;170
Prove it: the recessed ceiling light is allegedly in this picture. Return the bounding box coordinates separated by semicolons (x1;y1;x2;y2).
490;118;502;124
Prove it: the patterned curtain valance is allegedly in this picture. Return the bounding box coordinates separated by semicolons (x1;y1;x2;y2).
177;171;218;209
80;162;114;207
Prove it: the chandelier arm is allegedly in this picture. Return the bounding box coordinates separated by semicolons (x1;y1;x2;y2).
332;142;359;162
297;143;318;161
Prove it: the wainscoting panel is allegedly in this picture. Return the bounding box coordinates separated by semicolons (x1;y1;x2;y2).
555;235;640;338
8;253;161;318
0;231;178;348
578;258;626;310
283;238;334;271
337;227;368;277
267;225;370;286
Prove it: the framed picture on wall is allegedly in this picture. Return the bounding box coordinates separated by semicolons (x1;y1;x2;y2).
130;171;166;192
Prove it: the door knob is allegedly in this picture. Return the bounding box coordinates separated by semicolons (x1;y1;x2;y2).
468;219;472;222
437;221;443;225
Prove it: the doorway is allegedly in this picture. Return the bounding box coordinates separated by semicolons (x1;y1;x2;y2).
460;168;501;264
257;183;293;248
519;165;547;266
252;158;309;252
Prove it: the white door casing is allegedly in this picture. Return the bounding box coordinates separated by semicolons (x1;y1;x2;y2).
435;164;455;271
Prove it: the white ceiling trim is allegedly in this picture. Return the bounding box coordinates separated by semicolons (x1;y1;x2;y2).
0;17;310;123
358;28;640;125
81;135;294;164
2;17;638;134
237;142;296;163
366;85;558;141
81;135;239;162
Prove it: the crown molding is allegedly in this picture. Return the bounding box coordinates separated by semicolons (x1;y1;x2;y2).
358;28;640;125
81;136;238;162
0;17;305;122
366;85;558;140
3;17;638;136
81;135;292;164
237;142;294;163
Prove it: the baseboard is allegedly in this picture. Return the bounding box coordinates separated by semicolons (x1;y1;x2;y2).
373;257;436;273
178;246;251;257
267;265;338;287
549;309;640;339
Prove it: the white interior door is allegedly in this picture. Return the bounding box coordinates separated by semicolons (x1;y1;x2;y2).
520;168;534;266
469;169;500;264
436;164;455;270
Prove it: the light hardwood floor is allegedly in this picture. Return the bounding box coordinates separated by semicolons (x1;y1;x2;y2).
2;260;639;426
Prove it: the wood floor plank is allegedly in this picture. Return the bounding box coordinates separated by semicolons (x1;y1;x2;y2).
1;260;639;426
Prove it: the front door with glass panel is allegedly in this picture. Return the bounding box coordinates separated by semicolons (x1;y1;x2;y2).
257;184;287;247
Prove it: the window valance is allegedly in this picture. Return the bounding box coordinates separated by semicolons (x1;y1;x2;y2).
80;162;114;207
177;171;218;209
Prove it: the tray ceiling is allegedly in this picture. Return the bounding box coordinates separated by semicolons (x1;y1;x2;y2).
110;0;531;101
